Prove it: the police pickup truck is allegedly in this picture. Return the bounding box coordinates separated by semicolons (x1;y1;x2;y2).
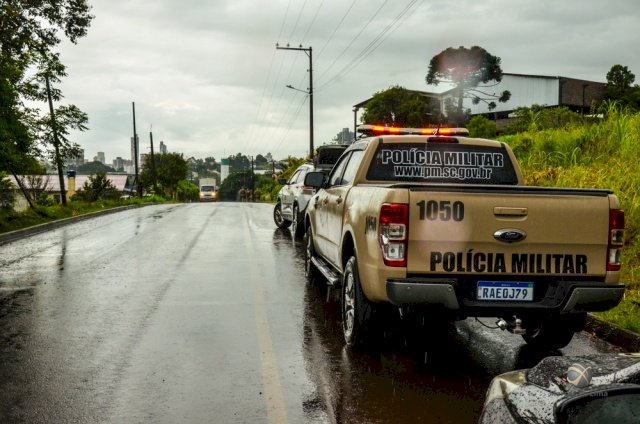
303;125;626;350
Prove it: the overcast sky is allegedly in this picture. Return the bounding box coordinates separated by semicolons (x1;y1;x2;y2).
56;0;640;164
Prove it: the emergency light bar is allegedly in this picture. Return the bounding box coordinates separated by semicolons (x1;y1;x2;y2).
357;125;469;137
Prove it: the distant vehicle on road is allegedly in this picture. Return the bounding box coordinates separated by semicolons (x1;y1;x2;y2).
273;144;348;238
198;178;217;202
480;353;640;423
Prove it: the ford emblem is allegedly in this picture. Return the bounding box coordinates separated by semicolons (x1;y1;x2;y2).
494;229;527;243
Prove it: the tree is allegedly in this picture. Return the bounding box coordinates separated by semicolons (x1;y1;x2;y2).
0;173;16;209
426;46;511;123
140;152;188;199
217;170;254;201
255;154;268;167
77;161;115;174
25;53;89;206
361;85;437;127
72;172;119;202
0;0;93;205
604;64;640;111
228;153;250;171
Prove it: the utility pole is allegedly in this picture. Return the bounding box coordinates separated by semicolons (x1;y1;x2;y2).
276;44;314;159
250;156;255;202
149;129;159;195
132;102;141;198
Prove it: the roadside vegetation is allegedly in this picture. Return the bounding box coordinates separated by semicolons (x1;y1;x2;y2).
493;102;640;332
0;195;166;234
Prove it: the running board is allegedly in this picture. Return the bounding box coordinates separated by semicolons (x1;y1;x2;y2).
311;256;341;287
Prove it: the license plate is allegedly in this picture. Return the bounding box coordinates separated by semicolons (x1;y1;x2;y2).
477;281;533;301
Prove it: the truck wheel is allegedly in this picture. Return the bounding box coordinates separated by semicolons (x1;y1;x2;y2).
342;256;378;348
273;202;291;229
522;313;586;350
304;226;320;285
292;205;304;239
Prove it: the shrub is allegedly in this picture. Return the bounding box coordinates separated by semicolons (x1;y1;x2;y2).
467;115;497;138
0;173;16;210
72;172;120;202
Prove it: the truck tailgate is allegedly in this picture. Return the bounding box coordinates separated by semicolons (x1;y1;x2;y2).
407;186;612;278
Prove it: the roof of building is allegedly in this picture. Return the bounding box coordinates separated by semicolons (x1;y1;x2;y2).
5;174;133;192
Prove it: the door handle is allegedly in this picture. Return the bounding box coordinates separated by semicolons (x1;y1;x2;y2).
494;207;528;217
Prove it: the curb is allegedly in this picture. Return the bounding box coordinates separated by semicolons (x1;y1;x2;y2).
585;313;640;352
0;204;147;246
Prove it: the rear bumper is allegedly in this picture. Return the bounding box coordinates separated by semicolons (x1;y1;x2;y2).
386;278;625;315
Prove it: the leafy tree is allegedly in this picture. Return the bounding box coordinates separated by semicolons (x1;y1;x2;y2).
467;116;497;138
72;172;119;202
361;85;437;127
0;0;93;205
255;154;268;166
140;152;188;199
177;180;198;202
0;172;16;209
426;46;511;122
26;53;88;205
604;64;640;111
77;161;115;174
13;173;50;203
217;170;254;201
227;153;250;171
0;59;42;208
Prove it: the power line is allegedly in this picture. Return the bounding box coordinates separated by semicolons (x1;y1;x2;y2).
316;0;420;91
287;0;311;42
315;0;358;62
315;0;390;83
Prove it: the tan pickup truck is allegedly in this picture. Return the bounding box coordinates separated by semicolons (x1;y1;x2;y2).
303;125;625;350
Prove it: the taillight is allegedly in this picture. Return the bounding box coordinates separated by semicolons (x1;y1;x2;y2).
607;209;625;271
379;203;409;267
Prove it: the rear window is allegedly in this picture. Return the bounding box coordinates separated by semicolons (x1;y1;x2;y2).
315;147;347;167
366;142;518;184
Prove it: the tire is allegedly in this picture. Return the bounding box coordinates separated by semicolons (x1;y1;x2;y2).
273;202;291;229
292;205;304;239
521;313;586;351
304;226;321;285
342;256;378;348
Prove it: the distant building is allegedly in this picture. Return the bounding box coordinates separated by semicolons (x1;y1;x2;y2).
159;141;167;154
94;151;105;164
352;73;606;131
113;156;125;172
334;128;354;144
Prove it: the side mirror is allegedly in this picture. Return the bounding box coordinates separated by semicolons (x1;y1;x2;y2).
278;178;287;185
304;171;324;190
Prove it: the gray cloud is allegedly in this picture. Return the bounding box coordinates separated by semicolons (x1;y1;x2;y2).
52;0;640;164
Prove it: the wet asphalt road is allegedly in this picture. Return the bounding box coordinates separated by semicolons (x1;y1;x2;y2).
0;203;621;423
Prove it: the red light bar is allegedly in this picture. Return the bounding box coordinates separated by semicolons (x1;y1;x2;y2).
358;125;469;136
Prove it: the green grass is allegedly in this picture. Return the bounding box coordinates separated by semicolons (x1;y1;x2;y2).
0;195;168;234
500;106;640;333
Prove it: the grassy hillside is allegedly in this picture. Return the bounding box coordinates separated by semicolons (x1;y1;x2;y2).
498;104;640;332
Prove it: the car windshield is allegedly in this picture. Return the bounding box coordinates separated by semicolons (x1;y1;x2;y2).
201;186;214;192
